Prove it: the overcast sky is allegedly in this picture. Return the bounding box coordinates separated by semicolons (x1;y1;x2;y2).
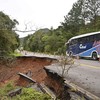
0;0;77;37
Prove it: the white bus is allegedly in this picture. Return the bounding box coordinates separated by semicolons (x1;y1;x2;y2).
66;31;100;60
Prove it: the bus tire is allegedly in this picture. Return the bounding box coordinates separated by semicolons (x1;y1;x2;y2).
92;52;97;60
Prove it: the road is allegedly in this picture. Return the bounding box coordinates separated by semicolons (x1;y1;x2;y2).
46;58;100;97
69;59;100;97
20;51;100;97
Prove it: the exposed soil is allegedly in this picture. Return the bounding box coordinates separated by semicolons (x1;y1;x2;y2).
0;56;90;99
0;56;55;86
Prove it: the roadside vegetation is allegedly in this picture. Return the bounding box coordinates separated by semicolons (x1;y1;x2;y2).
0;0;100;56
0;11;20;57
0;11;20;67
10;51;22;57
0;0;100;99
23;0;100;55
0;82;51;100
58;55;75;78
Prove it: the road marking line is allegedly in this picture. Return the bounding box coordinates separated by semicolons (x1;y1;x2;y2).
80;63;100;69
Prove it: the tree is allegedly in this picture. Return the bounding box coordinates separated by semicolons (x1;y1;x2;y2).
62;0;85;34
58;55;74;78
0;11;19;56
83;0;100;23
23;27;67;55
55;55;76;99
62;0;100;36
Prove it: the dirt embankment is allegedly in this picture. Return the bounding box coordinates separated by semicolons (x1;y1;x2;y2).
0;56;55;86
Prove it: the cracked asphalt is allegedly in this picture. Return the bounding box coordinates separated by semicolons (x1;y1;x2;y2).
46;59;100;97
21;51;100;97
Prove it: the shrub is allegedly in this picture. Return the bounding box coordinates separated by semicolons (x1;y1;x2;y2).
0;83;52;100
14;88;52;100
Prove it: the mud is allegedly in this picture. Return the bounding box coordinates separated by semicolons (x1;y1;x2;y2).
0;56;95;100
0;56;55;86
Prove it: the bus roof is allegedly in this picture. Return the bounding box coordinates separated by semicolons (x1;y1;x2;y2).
67;31;100;43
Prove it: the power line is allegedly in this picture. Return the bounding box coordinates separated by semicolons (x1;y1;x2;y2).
0;29;36;32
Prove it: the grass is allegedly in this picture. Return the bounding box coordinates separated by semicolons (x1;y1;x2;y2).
0;82;52;100
10;51;22;57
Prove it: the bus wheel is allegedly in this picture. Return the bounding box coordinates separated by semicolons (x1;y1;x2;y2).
92;52;97;60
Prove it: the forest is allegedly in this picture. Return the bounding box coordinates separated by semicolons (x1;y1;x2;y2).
0;0;100;56
0;0;100;99
0;11;19;57
23;0;100;55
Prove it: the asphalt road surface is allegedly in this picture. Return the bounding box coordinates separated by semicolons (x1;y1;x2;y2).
20;51;100;97
46;58;100;97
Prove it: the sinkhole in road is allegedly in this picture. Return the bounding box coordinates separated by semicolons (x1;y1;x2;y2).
0;56;56;85
0;56;98;100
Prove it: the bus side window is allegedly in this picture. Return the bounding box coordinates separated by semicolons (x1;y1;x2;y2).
81;38;83;43
82;37;86;43
93;35;96;42
98;33;100;41
89;35;94;42
78;38;81;43
73;39;77;44
96;33;100;41
72;39;78;45
86;36;90;43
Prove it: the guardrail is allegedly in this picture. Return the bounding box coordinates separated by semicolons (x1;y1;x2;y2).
64;80;100;100
44;67;100;100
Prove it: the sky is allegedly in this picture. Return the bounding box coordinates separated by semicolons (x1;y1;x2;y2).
0;0;77;37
